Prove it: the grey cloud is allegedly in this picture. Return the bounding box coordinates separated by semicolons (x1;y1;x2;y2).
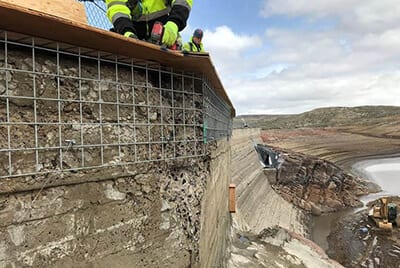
205;2;400;114
227;71;400;115
261;0;400;34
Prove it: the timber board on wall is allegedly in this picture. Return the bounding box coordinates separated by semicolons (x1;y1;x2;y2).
0;0;87;24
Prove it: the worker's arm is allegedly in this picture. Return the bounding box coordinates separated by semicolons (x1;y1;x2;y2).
182;42;190;51
162;0;193;46
168;0;193;31
105;0;137;36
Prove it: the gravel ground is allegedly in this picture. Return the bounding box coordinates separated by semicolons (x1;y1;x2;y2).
327;204;400;268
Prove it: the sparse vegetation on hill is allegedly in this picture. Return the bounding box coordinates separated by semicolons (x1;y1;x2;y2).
234;106;400;130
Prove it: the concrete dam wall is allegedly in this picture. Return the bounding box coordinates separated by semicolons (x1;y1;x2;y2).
228;129;343;268
0;28;232;267
231;128;307;236
0;144;231;268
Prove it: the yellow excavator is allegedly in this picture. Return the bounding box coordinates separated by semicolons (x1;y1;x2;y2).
368;197;398;230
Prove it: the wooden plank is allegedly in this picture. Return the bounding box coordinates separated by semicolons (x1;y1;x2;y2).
0;1;235;116
229;184;236;213
0;0;87;25
183;51;210;57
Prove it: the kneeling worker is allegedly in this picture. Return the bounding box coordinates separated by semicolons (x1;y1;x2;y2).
105;0;193;47
183;28;205;52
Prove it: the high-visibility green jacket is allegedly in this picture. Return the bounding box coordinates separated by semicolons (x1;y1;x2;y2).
106;0;192;38
183;37;204;52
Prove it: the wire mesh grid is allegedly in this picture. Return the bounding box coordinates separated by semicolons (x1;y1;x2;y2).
203;79;232;142
75;0;234;142
79;0;112;30
0;30;230;179
76;0;234;141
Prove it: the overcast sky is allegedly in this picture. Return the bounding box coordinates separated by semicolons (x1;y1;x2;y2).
180;0;400;115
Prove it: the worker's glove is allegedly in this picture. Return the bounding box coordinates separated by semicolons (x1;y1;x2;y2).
175;34;183;50
124;31;138;39
162;21;178;46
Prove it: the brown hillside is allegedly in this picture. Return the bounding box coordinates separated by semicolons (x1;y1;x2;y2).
235;106;400;168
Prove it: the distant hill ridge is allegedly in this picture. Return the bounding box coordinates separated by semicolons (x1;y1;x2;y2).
234;105;400;129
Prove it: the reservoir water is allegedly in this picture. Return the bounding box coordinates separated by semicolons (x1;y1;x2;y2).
311;157;400;251
355;158;400;205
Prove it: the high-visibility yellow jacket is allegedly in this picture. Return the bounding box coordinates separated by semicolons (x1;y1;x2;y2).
106;0;192;39
183;36;204;52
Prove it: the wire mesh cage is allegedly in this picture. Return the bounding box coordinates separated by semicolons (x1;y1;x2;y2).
79;0;112;30
0;30;232;179
203;81;232;143
0;1;233;179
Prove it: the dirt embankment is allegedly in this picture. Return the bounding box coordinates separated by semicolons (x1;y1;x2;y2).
260;127;400;169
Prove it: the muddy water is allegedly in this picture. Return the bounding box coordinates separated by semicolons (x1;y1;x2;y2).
311;157;400;251
356;159;400;205
311;209;352;251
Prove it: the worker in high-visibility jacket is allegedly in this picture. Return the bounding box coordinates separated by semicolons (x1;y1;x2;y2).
183;28;205;52
105;0;193;46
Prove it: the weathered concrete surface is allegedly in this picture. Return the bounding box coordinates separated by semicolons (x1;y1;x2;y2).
199;140;231;268
231;128;307;236
0;44;204;182
0;42;232;268
0;160;211;268
0;144;232;268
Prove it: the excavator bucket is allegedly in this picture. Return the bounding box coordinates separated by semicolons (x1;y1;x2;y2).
373;206;381;218
378;221;393;230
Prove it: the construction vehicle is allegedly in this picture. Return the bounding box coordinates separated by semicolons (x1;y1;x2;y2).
368;197;398;230
150;21;182;50
241;118;249;128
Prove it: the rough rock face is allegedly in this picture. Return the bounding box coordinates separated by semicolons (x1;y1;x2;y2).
271;147;370;214
228;225;343;268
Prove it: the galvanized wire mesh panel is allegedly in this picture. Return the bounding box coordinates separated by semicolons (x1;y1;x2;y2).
76;1;234;143
76;0;234;142
79;0;112;30
0;31;213;179
203;80;232;142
